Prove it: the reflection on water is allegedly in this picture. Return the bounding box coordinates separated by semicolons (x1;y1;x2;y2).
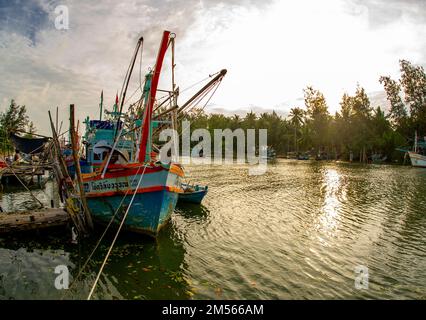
1;160;426;299
318;168;345;235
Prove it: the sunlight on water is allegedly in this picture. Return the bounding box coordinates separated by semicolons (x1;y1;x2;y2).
1;160;426;299
319;168;344;235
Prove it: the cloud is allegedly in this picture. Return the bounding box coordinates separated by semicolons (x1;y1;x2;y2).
0;0;275;134
0;0;424;134
346;0;426;27
0;0;49;44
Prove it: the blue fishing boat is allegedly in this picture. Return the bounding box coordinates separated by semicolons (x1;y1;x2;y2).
178;183;208;204
76;31;182;236
260;146;277;162
67;31;226;236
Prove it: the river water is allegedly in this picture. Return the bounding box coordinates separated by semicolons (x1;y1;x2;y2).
0;160;425;299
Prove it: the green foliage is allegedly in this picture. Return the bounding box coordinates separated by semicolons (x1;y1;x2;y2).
181;109;291;155
178;60;423;163
303;86;330;152
0;99;35;153
379;76;407;129
380;60;426;136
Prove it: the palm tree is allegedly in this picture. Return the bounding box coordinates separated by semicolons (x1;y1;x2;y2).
289;107;304;152
243;111;257;129
230;114;241;130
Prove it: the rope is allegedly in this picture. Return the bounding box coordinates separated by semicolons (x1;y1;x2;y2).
156;71;219;102
178;80;223;139
2;161;44;208
87;164;148;300
60;164;146;299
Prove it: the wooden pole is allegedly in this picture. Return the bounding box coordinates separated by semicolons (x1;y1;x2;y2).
49;111;86;233
48;111;71;188
56;106;59;133
70;104;94;230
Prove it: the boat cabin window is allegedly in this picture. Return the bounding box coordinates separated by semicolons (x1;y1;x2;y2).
93;150;109;161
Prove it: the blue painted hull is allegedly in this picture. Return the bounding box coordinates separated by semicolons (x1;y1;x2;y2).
87;189;179;236
178;190;207;204
67;161;92;177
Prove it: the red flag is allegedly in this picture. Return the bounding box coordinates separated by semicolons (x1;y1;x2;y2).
114;93;119;112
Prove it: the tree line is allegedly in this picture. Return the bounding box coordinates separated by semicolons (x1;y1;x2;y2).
182;59;426;163
1;60;424;162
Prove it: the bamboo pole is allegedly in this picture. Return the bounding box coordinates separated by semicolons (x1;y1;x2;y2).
70;104;94;230
56;106;59;133
48;111;86;233
48;111;71;188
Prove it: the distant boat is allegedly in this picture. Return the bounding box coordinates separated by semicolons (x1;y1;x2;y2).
297;153;309;160
407;131;426;168
407;151;426;168
371;153;387;164
260;146;277;161
286;151;298;159
315;151;328;160
178;183;208;204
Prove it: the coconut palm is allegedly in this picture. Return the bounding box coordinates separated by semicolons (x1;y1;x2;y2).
289;107;305;152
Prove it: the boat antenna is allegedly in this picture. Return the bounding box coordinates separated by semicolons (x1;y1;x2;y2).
99;90;103;121
114;36;144;137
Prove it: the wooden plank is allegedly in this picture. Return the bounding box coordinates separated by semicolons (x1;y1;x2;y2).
0;208;69;233
0;166;46;177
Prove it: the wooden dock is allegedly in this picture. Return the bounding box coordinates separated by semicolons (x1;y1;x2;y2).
0;164;49;186
0;165;46;178
0;208;69;233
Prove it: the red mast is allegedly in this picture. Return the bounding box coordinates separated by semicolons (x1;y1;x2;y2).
138;30;171;163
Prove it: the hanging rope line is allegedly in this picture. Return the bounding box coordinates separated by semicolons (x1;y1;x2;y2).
178;79;223;139
87;164;148;300
60;164;146;299
155;71;220;103
2;161;44;208
118;38;144;113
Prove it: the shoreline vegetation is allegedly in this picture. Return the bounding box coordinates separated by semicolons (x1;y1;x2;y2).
181;59;425;164
1;59;425;164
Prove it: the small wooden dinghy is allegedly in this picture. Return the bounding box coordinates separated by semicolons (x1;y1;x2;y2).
178;183;208;204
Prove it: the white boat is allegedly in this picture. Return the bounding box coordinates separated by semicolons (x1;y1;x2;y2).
408;151;426;168
407;131;426;168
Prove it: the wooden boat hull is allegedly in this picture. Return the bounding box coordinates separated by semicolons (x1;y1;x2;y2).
178;183;208;204
87;188;179;235
82;164;183;236
408;152;426;168
178;190;207;204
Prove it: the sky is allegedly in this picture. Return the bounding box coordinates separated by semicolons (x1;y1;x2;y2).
0;0;425;135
